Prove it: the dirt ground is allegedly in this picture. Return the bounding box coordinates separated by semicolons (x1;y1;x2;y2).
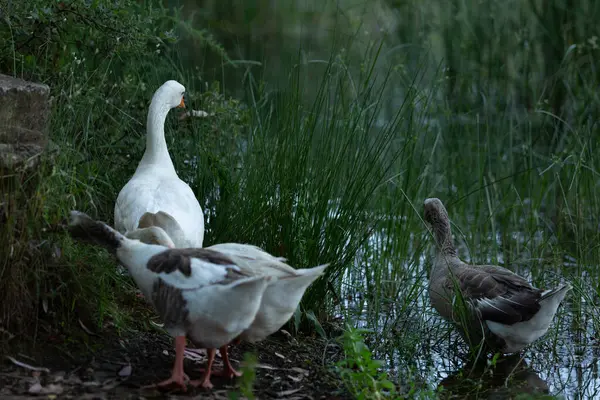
0;327;349;399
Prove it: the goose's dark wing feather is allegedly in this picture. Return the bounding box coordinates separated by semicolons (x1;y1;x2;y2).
151;278;189;330
148;248;254;330
454;265;542;325
146;248;251;283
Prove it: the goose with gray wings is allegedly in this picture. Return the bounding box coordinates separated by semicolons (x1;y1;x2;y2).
129;211;329;379
68;211;270;390
423;198;571;354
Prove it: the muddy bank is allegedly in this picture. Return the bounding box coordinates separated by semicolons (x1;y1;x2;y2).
0;328;348;399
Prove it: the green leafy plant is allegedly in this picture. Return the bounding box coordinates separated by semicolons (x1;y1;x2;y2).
335;326;397;399
229;351;258;400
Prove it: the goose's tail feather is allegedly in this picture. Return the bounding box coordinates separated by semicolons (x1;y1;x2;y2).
68;211;125;252
294;263;329;278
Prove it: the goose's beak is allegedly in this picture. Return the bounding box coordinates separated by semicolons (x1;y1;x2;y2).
178;97;185;108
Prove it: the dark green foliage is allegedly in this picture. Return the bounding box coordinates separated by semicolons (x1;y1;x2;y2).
0;0;235;336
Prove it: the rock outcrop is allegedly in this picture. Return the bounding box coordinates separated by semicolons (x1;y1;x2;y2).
0;74;51;173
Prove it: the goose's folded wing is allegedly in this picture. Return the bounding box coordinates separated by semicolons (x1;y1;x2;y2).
208;243;288;263
139;210;193;248
454;267;542;325
207;243;296;276
147;248;263;335
146;248;251;289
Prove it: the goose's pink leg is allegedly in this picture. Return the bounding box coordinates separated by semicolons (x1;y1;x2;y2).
143;336;188;391
212;345;242;379
153;245;188;388
190;348;216;389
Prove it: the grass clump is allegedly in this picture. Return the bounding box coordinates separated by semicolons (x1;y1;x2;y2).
0;0;237;340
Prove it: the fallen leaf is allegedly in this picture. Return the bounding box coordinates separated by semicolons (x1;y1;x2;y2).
280;329;292;339
162;350;169;356
290;367;309;376
51;371;65;383
255;364;277;370
118;365;132;377
28;382;43;394
183;349;205;362
277;388;302;397
78;319;100;337
28;382;63;395
185;348;206;356
102;378;122;390
42;384;63;394
42;298;48;314
5;356;50;373
274;352;285;359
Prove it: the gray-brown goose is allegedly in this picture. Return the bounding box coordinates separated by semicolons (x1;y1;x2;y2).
423;198;571;354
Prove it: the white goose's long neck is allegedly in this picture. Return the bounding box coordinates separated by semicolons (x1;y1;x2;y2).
139;99;176;173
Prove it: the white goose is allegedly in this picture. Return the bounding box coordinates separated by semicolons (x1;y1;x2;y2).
129;211;329;381
424;198;571;355
114;79;204;248
68;211;270;390
113;80;205;390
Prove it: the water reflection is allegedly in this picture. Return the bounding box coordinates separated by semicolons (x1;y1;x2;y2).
438;354;548;399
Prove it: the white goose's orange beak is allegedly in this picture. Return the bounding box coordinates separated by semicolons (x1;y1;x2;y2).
178;97;185;108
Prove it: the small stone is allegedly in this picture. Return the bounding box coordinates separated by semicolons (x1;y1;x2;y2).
118;364;132;377
28;382;43;394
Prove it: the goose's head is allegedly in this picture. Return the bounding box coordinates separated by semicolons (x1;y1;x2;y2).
423;198;449;225
153;80;186;110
